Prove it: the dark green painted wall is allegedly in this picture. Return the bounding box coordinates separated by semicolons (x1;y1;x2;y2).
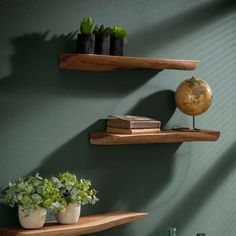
0;0;236;235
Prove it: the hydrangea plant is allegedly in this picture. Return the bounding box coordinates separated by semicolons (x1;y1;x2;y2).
54;172;99;206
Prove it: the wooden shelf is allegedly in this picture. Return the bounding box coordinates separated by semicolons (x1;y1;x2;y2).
90;130;220;145
0;211;147;236
59;53;199;71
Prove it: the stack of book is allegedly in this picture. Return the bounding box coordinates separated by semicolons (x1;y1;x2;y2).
106;115;161;134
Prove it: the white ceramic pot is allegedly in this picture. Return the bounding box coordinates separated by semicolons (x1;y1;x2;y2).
18;206;47;229
56;203;81;224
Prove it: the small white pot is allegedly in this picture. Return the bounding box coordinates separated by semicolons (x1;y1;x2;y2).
56;203;81;224
18;206;47;229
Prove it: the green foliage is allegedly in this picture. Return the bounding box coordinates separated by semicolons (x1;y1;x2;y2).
93;24;112;36
56;172;99;206
1;172;98;215
1;173;65;216
40;177;66;214
110;26;128;39
80;17;96;35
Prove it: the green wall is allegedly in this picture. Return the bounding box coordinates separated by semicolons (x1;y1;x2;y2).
0;0;236;235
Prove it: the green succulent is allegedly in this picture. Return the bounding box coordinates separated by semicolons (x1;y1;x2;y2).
1;173;65;216
93;24;112;36
56;171;99;206
110;26;128;39
80;17;96;35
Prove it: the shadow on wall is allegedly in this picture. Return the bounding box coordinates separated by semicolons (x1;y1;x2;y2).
0;32;159;97
129;90;176;128
0;32;158;228
128;0;236;55
0;205;18;228
20;90;179;236
0;32;172;232
0;32;161;134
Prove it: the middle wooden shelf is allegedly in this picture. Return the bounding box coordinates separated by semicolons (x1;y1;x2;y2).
90;130;220;145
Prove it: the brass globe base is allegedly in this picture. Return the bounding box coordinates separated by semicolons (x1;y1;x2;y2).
173;127;200;132
173;116;201;132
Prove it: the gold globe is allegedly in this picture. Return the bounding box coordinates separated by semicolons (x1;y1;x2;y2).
175;76;213;129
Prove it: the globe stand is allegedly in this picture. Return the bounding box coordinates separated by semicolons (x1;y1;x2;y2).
192;115;200;131
173;116;200;132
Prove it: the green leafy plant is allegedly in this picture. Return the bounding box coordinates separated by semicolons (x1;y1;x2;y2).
1;173;65;216
80;17;96;35
93;24;112;36
1;172;98;215
55;171;99;206
39;177;66;214
110;26;128;39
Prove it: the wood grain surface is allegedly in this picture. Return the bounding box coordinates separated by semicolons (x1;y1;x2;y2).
0;211;147;236
59;53;199;71
90;130;220;145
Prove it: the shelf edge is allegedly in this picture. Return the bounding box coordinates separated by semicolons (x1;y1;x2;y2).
59;53;200;71
90;130;220;145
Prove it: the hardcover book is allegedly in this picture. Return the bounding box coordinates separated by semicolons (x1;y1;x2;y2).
106;127;161;134
107;115;161;129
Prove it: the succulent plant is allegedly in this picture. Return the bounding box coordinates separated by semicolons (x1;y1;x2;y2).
110;26;128;39
80;17;96;35
93;24;112;36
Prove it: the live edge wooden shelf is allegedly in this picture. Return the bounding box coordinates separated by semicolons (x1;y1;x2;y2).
59;53;199;71
0;211;147;236
90;130;220;145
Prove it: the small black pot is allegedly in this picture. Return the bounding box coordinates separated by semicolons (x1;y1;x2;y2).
110;37;124;56
95;35;110;55
76;34;95;54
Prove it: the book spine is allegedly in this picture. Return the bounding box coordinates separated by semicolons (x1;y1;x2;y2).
129;122;161;129
107;120;130;129
107;121;161;129
130;128;160;134
106;127;132;134
106;127;161;134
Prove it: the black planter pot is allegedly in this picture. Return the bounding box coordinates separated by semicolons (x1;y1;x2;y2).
76;34;95;54
110;37;124;56
95;35;110;55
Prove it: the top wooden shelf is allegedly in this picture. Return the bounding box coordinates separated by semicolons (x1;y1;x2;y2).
59;53;200;72
0;211;147;236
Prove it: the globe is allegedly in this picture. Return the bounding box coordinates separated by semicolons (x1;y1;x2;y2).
175;76;213;129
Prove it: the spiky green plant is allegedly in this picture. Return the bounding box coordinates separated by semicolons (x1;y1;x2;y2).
93;24;112;36
110;26;128;39
80;17;96;35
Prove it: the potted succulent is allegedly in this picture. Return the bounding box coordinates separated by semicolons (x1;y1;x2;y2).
1;173;65;229
110;26;128;56
54;171;98;224
94;24;112;55
77;17;96;54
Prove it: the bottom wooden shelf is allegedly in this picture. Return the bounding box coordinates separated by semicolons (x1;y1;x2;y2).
90;130;220;145
0;211;147;236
